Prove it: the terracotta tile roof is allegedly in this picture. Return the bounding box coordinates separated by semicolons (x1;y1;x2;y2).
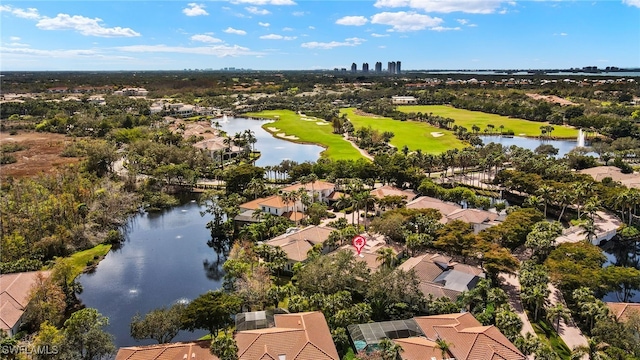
444;208;498;225
606;302;640;322
282;181;335;192
265;226;335;262
393;337;448;360
370;185;417;201
414;313;525;360
258;195;290;209
282;211;306;223
327;191;348;201
237;312;339;360
407;196;461;217
0;271;51;334
115;340;216;360
398;253;484;301
239;196;276;211
579;166;640;188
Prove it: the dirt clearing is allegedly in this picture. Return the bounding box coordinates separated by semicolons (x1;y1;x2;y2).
1;131;81;177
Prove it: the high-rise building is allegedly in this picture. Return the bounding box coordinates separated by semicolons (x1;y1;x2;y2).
375;62;382;73
388;61;396;74
396;61;401;74
351;63;357;73
362;63;369;73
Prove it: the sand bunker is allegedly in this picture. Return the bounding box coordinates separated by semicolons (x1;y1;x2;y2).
431;132;445;138
316;122;330;125
277;133;299;140
518;133;526;136
267;127;280;132
300;117;317;122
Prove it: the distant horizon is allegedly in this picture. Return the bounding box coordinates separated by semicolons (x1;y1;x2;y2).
1;1;638;71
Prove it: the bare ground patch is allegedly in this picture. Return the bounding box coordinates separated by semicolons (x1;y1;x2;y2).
0;131;81;177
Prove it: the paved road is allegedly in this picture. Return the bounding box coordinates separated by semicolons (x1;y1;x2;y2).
499;273;537;337
547;283;589;355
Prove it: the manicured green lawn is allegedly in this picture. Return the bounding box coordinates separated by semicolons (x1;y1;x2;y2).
398;105;579;138
245;110;364;161
533;320;572;359
340;108;465;154
65;243;112;280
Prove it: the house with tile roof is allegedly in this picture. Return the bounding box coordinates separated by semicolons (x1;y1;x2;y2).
412;312;525;360
0;271;51;336
282;180;336;203
606;302;640;322
398;253;485;301
235;195;303;224
236;311;339;360
264;226;336;272
115;340;216;360
370;185;417;202
406;196;462;220
443;208;502;233
333;234;402;272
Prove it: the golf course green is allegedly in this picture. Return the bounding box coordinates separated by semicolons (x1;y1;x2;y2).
340;108;465;154
398;105;579;138
245;110;365;161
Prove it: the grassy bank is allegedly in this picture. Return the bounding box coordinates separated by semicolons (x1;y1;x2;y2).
533;320;572;359
398;105;579;138
245;110;364;161
340;108;465;154
65;243;112;280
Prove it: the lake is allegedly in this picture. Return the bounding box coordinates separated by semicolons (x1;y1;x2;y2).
78;198;223;347
217;117;324;167
601;239;640;302
481;135;586;158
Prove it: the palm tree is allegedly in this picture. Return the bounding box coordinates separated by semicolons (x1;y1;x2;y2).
524;195;544;212
555;188;574;221
375;247;395;269
546;303;572;332
571;338;611;360
358;191;376;230
435;339;453;359
247;178;265;200
377;338;403;360
210;330;238;360
536;185;555;218
579;219;597;244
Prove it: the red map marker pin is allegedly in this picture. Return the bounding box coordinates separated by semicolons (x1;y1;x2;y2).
352;235;367;255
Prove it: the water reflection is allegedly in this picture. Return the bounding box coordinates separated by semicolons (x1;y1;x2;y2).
78;198;223;347
218;117;323;167
601;239;640;302
481;136;585;158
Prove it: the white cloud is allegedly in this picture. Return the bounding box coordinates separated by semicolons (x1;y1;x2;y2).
36;14;141;37
553;32;568;36
117;44;261;57
292;11;306;16
335;15;369;26
183;3;209;16
623;0;640;7
230;0;296;5
282;27;294;31
7;42;30;47
258;22;270;27
371;11;443;32
0;46;136;61
373;0;509;14
246;6;270;15
379;45;387;48
259;33;297;40
0;5;41;19
10;36;21;41
191;34;223;43
301;37;365;49
430;26;461;31
308;26;315;29
457;18;468;25
371;33;390;37
224;27;247;35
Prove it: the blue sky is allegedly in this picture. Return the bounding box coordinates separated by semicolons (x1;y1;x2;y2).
1;1;639;71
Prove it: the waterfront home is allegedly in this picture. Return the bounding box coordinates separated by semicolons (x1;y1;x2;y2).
263;225;336;272
0;271;51;336
282;180;336;203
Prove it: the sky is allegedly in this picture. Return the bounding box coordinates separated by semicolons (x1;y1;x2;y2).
1;0;639;71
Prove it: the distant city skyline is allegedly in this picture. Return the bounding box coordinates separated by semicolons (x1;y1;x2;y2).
1;1;639;71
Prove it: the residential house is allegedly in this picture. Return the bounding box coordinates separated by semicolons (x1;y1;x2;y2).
398;253;485;301
406;196;462;220
235;195;304;225
391;96;418;105
0;271;51;336
115;341;215;360
282;180;336;203
606;302;640;322
264;225;335;271
443;208;502;233
333;234;402;272
370;185;417;202
348;312;524;360
579;166;640;189
236;311;339;360
113;88;148;96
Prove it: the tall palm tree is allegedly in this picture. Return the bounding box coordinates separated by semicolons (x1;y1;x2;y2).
546;303;572;332
555;188;574;221
435;339;453;359
536;185;554;218
375;247;395;269
358;191;376;231
377;338;403;360
571;338;611;360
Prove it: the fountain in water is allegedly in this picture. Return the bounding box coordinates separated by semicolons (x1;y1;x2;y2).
221;114;229;123
577;129;586;147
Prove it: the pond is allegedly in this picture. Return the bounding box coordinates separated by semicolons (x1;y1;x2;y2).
217;116;324;167
78;198;223;347
601;239;640;302
481;135;587;158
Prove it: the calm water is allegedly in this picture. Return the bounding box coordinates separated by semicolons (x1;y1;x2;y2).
218;117;323;167
78;199;223;347
481;136;586;158
601;239;640;302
